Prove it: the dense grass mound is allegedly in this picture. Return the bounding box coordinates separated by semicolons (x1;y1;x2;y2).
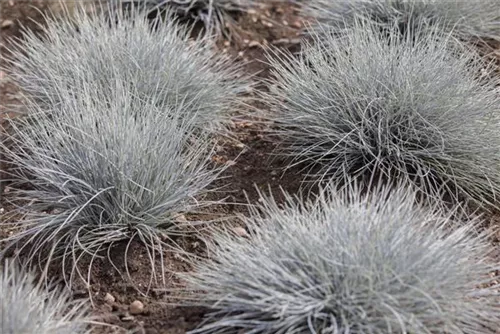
1;261;89;334
5;4;248;131
0;82;223;288
185;185;500;333
115;0;259;37
266;21;500;208
301;0;500;41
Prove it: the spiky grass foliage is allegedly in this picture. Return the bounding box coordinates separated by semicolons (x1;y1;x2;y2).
5;4;248;132
185;184;500;334
114;0;259;37
0;81;223;290
265;21;500;209
301;0;500;42
1;261;90;334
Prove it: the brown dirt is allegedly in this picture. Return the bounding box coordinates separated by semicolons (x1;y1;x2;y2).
2;1;500;333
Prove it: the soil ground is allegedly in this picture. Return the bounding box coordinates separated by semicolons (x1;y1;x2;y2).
1;1;500;334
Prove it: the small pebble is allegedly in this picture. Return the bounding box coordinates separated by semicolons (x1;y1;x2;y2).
104;293;115;304
233;226;248;237
121;315;135;322
248;41;261;48
174;214;187;223
1;20;13;29
129;300;144;315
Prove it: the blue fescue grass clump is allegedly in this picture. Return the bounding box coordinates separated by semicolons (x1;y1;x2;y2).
0;81;224;288
1;261;90;334
185;184;500;334
5;4;249;132
265;20;500;209
114;0;259;37
301;0;500;42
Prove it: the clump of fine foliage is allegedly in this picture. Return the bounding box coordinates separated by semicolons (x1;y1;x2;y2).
115;0;259;37
185;184;500;333
5;4;248;131
301;0;500;41
266;21;500;208
1;261;89;334
0;82;223;289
